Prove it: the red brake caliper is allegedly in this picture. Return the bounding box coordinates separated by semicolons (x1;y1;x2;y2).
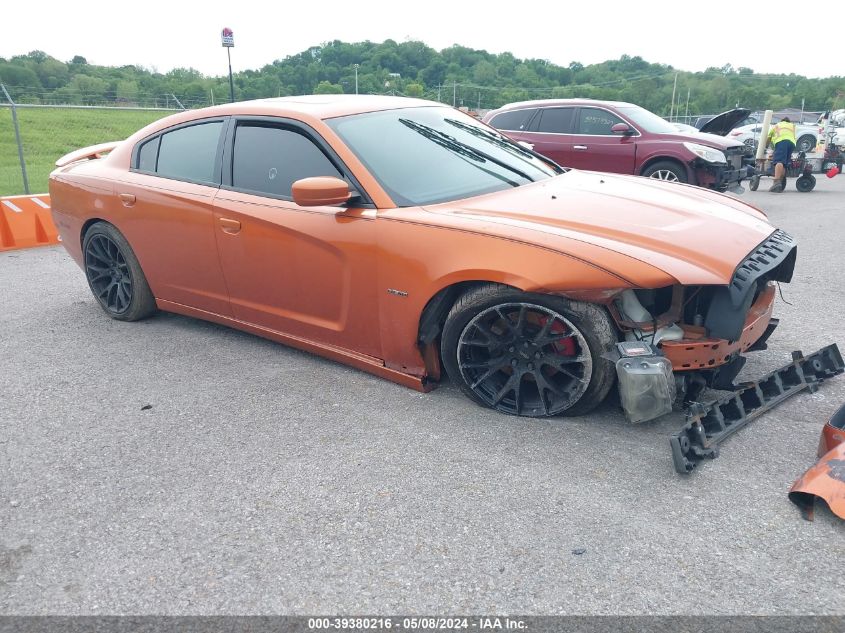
537;317;576;356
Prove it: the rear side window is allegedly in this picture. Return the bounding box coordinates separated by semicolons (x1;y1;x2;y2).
137;137;159;172
232;124;342;198
535;108;575;134
489;109;535;131
576;108;625;135
154;121;224;184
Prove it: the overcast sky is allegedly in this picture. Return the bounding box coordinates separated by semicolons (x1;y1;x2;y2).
5;1;843;79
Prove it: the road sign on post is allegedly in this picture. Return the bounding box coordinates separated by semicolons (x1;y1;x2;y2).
221;28;235;103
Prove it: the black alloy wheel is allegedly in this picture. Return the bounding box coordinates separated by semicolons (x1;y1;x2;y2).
85;233;133;315
455;302;593;416
82;222;157;321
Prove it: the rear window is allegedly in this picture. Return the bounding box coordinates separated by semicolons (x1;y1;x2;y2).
535;108;575;134
154;121;223;184
489;109;536;131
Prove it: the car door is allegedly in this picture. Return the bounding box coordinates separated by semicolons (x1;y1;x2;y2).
518;107;575;167
568;107;637;174
211;118;381;357
116;118;232;316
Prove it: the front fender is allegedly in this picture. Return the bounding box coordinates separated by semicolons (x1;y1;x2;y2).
375;218;636;378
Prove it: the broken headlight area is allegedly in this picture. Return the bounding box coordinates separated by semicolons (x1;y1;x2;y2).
692;145;749;190
607;231;798;422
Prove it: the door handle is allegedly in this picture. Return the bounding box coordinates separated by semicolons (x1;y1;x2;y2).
218;217;241;235
573;145;588;150
118;193;136;206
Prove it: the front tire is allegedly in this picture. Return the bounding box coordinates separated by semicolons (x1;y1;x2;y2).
83;222;156;321
441;284;618;417
642;160;688;184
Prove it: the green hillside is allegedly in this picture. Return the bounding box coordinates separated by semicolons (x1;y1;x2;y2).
2;41;844;195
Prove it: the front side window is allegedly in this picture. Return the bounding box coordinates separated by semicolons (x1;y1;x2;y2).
232;124;342;198
327;106;559;207
153;121;223;184
576;108;625;135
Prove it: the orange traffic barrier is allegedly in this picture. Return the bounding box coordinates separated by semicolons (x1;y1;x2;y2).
0;194;60;252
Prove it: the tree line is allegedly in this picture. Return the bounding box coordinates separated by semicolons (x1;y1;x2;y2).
1;40;843;115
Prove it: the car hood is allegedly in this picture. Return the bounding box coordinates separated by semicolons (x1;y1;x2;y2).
653;131;745;149
698;108;752;136
426;170;777;286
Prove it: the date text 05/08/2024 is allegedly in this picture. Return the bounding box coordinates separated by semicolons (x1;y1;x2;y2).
307;617;527;630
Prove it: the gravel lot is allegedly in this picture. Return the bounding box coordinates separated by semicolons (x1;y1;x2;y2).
2;175;844;615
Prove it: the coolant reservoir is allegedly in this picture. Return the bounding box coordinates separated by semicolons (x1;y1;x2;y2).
614;342;676;424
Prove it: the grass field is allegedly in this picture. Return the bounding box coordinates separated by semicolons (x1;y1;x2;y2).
0;107;174;196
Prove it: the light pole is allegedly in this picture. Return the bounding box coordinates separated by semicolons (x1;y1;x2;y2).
353;64;359;95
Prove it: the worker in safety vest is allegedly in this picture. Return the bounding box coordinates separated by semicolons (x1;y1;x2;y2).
766;117;797;192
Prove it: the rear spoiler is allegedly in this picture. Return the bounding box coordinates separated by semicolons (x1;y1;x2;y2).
55;141;122;167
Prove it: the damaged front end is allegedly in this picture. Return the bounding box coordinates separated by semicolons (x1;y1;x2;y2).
609;230;798;424
789;403;845;521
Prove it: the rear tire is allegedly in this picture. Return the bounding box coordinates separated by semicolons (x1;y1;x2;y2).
642;161;688;184
749;174;761;191
82;222;156;321
440;284;618;417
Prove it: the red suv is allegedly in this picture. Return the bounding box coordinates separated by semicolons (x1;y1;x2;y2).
483;99;750;192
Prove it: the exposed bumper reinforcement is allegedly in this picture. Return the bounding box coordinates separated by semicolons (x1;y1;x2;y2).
670;344;844;474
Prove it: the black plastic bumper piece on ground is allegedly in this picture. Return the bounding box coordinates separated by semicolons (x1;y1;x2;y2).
670;344;844;474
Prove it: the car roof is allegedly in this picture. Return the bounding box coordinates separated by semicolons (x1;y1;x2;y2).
109;95;456;172
493;98;638;112
185;95;440;120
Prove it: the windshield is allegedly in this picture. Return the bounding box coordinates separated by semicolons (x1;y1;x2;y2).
326;106;560;206
616;105;679;134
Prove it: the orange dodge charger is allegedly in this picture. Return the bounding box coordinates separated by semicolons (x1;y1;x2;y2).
49;95;796;421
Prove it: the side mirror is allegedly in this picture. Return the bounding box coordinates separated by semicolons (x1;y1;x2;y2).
611;123;634;135
291;176;351;207
517;141;535;151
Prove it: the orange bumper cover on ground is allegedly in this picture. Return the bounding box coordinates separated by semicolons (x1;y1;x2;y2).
789;403;845;521
0;194;59;252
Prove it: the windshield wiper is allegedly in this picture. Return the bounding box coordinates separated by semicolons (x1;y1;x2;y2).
399;118;536;184
444;118;565;174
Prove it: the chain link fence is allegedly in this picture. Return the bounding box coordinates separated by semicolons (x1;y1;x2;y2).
1;86;180;196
